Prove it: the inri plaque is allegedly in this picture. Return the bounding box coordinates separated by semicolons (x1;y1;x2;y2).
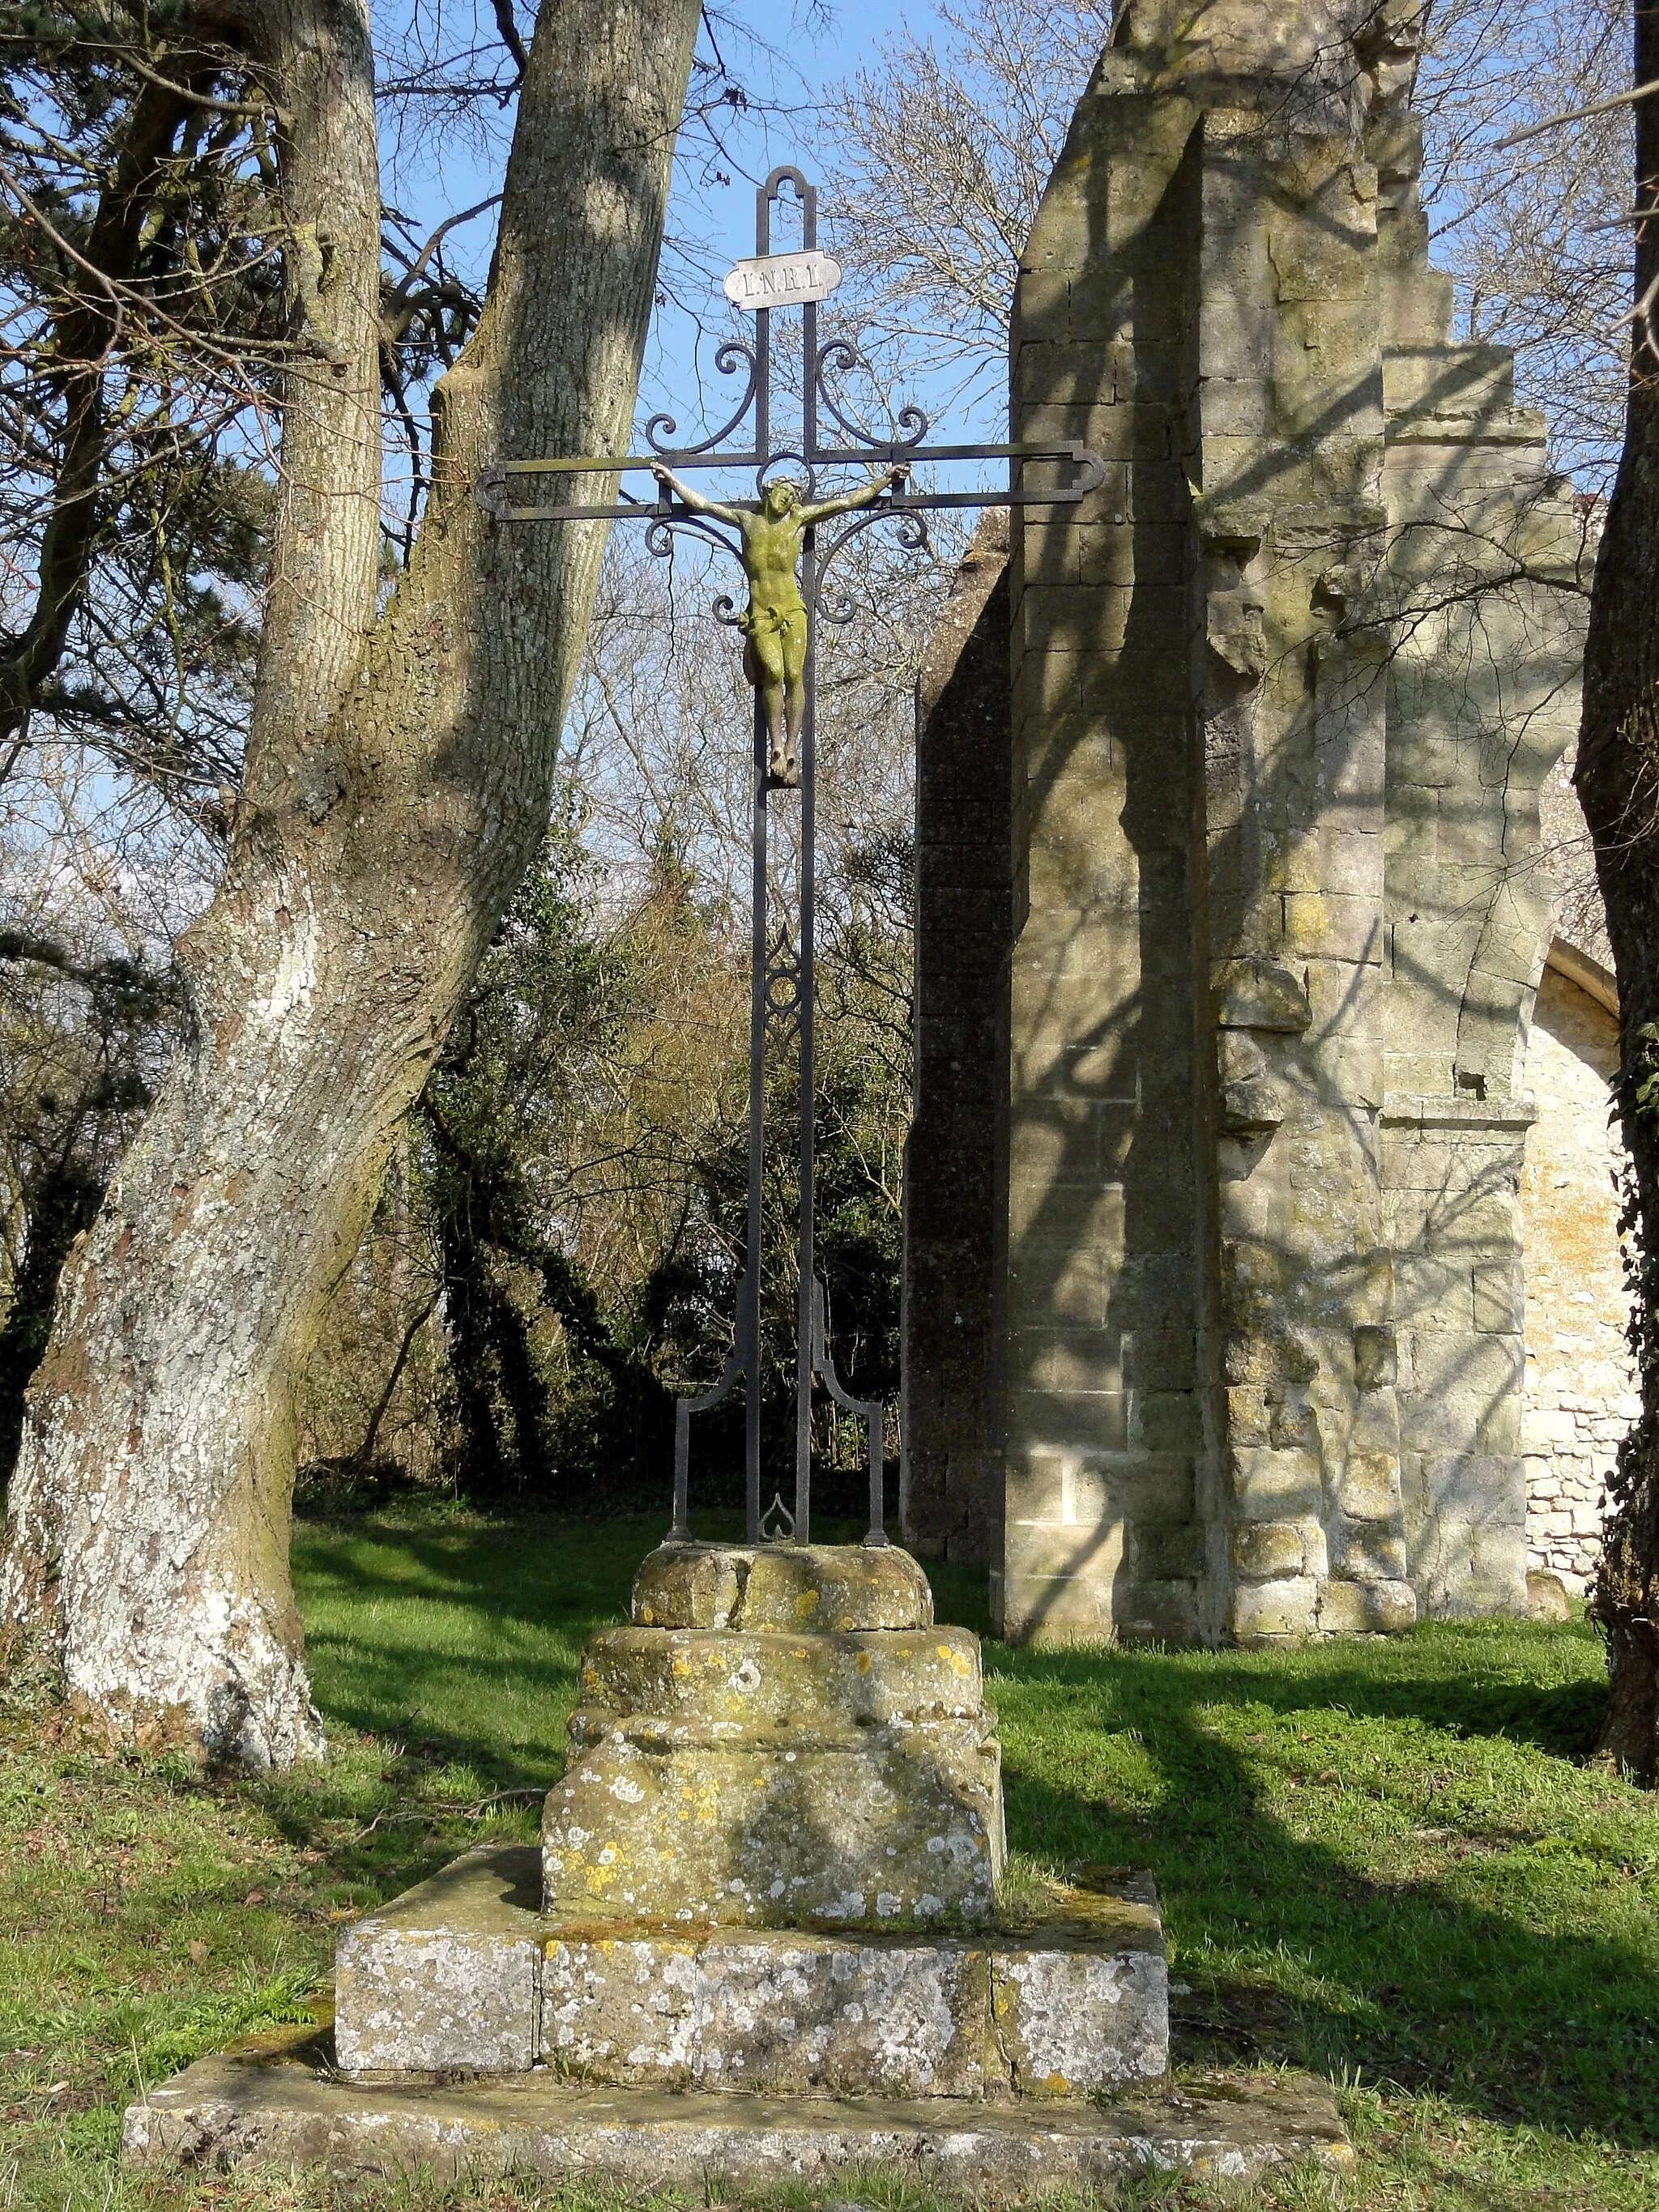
722;247;843;311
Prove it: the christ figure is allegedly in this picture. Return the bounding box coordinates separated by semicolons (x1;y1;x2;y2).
650;461;907;785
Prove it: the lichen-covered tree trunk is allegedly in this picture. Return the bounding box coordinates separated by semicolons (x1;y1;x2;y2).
0;0;702;1764
1576;5;1659;1781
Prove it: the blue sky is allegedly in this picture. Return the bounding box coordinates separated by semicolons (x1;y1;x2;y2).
382;2;963;454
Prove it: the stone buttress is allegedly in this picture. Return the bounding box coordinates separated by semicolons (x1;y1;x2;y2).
922;0;1587;1643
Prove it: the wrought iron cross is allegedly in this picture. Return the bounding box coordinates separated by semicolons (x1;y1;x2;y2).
476;165;1102;1549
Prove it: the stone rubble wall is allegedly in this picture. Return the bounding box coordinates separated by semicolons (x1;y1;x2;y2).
1520;959;1634;1593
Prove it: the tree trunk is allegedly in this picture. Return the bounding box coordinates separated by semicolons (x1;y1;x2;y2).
0;0;702;1764
1575;2;1659;1780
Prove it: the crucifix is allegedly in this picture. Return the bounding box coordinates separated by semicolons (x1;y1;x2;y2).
476;164;1102;1550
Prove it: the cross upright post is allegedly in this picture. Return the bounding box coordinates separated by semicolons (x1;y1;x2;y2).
476;164;1102;1549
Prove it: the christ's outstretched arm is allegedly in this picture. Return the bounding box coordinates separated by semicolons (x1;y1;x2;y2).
800;463;908;526
650;462;742;524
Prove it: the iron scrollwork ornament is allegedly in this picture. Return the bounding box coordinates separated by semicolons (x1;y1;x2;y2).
476;164;1102;1549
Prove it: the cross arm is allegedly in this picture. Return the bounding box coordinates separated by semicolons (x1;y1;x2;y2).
474;439;1105;524
650;462;742;524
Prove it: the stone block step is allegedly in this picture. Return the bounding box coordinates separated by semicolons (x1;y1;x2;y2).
335;1846;1167;2099
576;1625;984;1733
543;1727;1004;1928
125;2040;1352;2190
632;1542;933;1631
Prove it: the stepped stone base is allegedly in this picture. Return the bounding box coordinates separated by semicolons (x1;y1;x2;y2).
335;1846;1167;2099
128;1536;1352;2185
123;2035;1352;2189
546;1544;1004;1931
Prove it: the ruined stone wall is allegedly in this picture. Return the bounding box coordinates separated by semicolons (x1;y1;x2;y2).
968;1;1590;1644
995;62;1208;1645
1520;957;1634;1594
902;516;1013;1566
1373;135;1586;1618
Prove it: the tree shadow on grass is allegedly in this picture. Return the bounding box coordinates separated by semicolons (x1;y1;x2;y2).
292;1510;885;1787
297;1629;580;1787
290;1522;1653;2150
1119;1652;1606;1765
991;1642;1657;2153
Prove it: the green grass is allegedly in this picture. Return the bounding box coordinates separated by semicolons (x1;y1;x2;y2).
2;1507;1656;2212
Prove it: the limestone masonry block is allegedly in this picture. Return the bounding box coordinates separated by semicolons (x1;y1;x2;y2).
335;1849;543;2076
1217;958;1313;1032
544;1929;991;2098
631;1543;932;1633
1230;1519;1307;1581
543;1721;1003;1932
1316;1579;1418;1634
992;1889;1168;2095
574;1626;983;1736
1330;1519;1409;1583
127;2048;1353;2189
1230;1576;1321;1642
334;1847;1170;2101
1231;1448;1324;1520
1338;1451;1403;1522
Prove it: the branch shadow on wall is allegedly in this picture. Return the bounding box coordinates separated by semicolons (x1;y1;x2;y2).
973;98;1589;1647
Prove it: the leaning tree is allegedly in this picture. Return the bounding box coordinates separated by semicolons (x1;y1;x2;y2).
0;0;702;1764
1576;6;1659;1781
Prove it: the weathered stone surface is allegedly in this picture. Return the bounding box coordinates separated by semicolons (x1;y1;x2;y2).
551;1545;1002;1933
991;1877;1167;2095
1217;959;1313;1033
574;1626;983;1736
335;1847;1166;2099
335;1847;540;2076
542;1933;702;2083
545;1931;992;2098
632;1544;933;1632
903;512;1013;1567
906;0;1590;1649
542;1725;1004;1929
126;2043;1352;2188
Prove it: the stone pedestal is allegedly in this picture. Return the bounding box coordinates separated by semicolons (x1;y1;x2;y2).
544;1542;1004;1930
336;1544;1164;2099
333;1842;1169;2098
125;1542;1347;2184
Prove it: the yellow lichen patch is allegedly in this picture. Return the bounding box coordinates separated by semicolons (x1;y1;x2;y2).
795;1591;820;1617
1037;2072;1072;2096
939;1643;972;1677
855;1651;872;1673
